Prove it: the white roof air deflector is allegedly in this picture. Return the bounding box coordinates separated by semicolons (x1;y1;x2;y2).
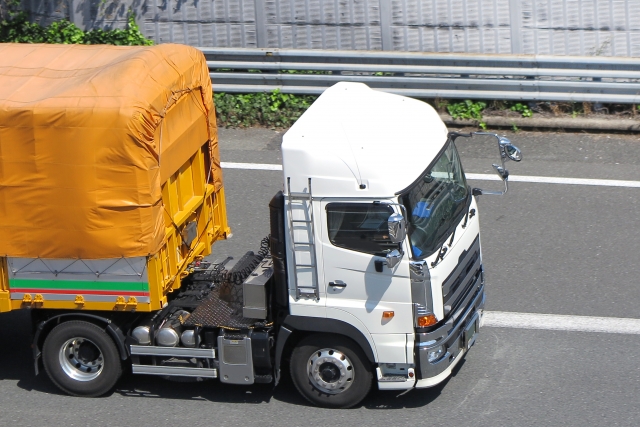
281;82;448;199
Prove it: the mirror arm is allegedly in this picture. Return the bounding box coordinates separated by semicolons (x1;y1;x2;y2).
375;248;403;272
471;131;508;171
473;177;508;196
447;131;473;139
375;258;397;273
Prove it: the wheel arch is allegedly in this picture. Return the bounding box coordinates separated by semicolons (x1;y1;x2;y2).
33;313;128;375
274;315;376;384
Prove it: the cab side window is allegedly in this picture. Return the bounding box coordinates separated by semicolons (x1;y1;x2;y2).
326;203;395;255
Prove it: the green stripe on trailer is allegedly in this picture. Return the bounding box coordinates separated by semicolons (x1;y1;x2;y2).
9;278;149;292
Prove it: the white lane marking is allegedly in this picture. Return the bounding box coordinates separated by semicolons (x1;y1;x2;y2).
221;162;283;171
483;311;640;335
221;162;640;188
466;173;640;188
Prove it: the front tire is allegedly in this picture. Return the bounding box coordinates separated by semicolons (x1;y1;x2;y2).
42;321;122;397
290;334;372;408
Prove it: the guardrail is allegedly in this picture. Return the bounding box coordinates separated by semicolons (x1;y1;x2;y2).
200;48;640;104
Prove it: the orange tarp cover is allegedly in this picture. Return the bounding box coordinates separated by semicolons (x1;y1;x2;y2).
0;43;221;259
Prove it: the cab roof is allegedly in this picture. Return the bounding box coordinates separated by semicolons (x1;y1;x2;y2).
282;82;448;199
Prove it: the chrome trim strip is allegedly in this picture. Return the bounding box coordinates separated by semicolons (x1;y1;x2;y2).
132;365;218;378
416;339;437;348
410;259;433;313
130;345;215;358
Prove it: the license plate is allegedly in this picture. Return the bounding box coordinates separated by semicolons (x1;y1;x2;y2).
463;317;478;350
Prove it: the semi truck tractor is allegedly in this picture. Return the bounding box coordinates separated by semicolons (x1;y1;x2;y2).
0;43;522;408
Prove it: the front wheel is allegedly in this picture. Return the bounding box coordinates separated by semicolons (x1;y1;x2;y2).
42;320;123;397
290;334;372;408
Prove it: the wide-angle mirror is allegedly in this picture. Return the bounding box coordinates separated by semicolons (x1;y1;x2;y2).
504;144;522;162
387;213;407;244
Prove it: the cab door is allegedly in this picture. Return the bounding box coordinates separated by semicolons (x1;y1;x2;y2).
320;200;413;363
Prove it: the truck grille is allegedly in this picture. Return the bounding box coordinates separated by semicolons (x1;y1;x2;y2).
441;235;481;321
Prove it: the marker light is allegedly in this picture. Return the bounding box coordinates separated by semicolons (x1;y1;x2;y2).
417;314;438;327
382;311;395;319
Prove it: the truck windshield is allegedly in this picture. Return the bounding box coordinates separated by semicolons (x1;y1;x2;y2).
401;139;469;259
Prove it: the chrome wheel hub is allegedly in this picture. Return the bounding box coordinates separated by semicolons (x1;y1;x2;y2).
59;337;104;381
307;348;354;394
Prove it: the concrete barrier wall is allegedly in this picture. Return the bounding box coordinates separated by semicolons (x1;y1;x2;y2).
23;0;640;57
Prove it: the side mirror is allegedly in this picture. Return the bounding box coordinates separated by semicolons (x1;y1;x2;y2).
504;144;522;162
385;249;402;269
387;213;407;244
470;132;524;196
498;136;522;162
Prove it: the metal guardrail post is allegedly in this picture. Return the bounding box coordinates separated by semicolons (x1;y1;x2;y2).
254;0;268;48
69;0;83;29
509;0;524;54
379;0;393;51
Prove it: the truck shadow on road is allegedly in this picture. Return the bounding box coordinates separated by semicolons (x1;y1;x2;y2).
112;362;460;410
0;311;61;395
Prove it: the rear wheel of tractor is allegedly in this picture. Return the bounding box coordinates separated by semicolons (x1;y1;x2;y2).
42;321;122;397
290;334;372;408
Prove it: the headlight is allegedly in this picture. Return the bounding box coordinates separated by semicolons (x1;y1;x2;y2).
427;345;445;363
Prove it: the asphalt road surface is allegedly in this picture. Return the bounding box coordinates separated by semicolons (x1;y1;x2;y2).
1;127;639;426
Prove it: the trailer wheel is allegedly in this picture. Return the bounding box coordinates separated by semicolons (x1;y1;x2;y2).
290;334;372;408
42;321;122;397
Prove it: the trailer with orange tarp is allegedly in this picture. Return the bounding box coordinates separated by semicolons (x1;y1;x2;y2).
0;43;230;314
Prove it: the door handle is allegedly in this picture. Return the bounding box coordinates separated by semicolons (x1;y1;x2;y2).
329;281;347;288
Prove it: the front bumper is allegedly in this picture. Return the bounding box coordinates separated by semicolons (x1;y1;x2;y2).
414;275;486;388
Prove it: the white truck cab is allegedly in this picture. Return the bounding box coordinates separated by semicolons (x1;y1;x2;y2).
278;82;521;405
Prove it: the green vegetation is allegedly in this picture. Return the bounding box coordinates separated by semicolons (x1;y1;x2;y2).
0;0;152;45
214;90;317;128
446;100;487;129
280;69;332;75
510;102;533;118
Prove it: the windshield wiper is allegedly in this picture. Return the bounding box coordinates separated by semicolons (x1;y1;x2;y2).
462;208;476;229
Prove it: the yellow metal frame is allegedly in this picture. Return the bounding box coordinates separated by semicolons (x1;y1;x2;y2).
0;258;10;312
147;144;230;311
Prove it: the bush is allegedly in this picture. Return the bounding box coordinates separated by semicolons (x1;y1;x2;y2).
510;102;533;118
0;4;152;46
447;100;487;129
84;17;153;46
214;90;317;128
